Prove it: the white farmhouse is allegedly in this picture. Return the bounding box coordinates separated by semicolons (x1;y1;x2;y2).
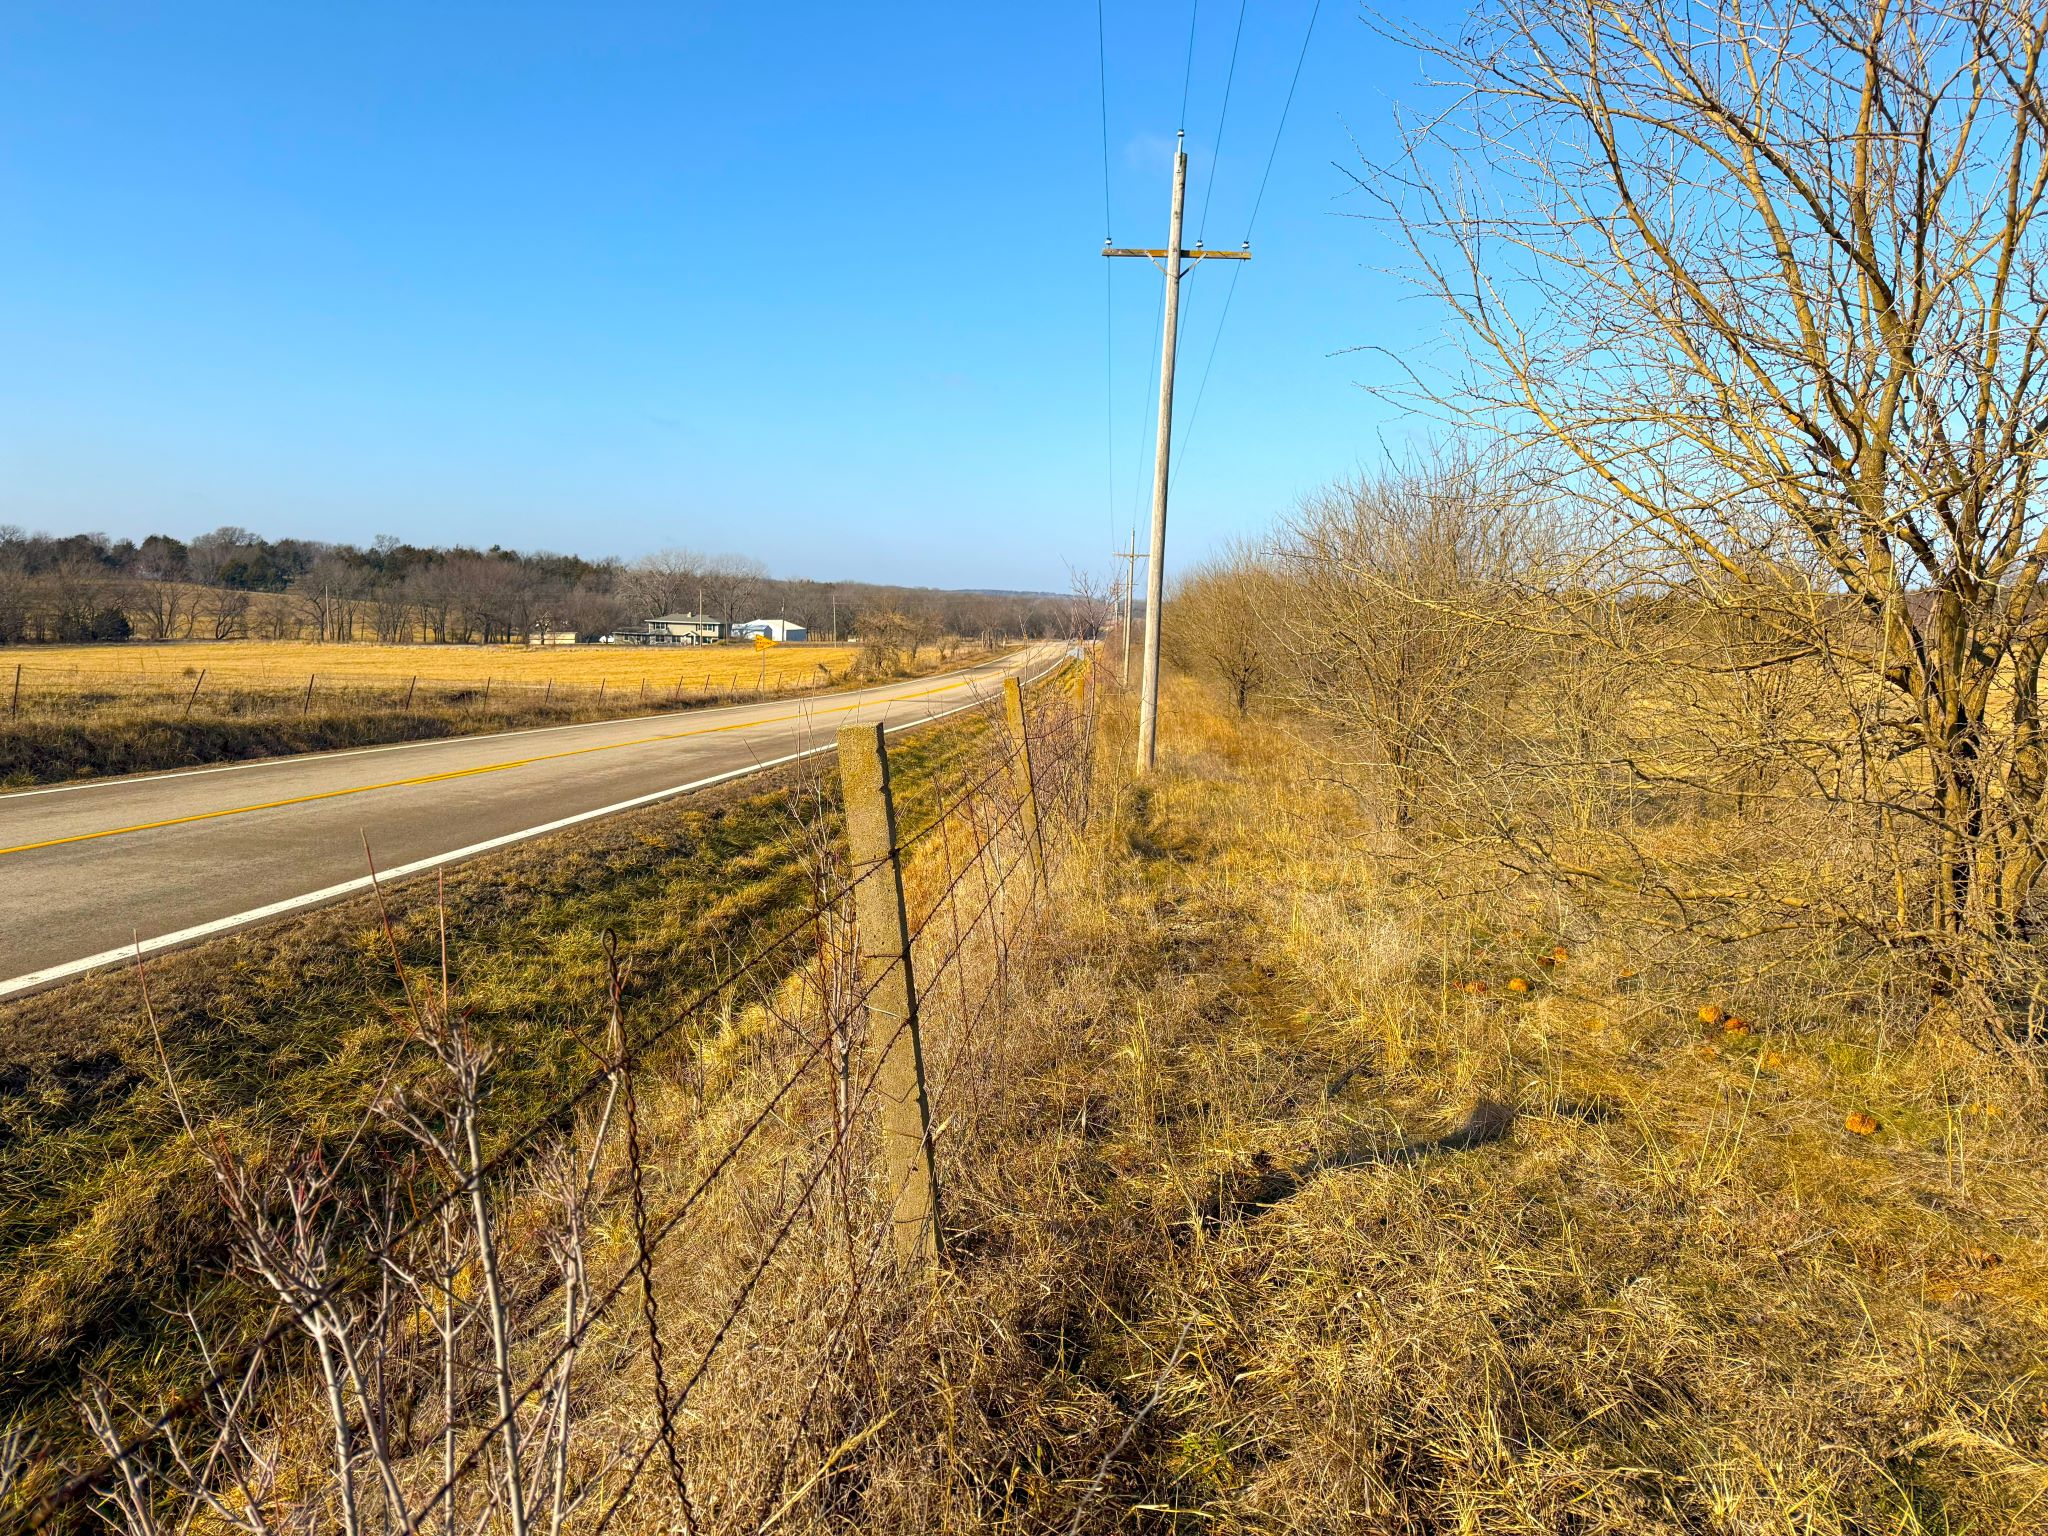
618;613;725;645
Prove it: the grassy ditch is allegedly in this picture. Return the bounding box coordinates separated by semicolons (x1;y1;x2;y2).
0;705;993;1442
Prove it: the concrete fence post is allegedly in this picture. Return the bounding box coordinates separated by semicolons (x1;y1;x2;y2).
1002;675;1045;885
836;722;941;1267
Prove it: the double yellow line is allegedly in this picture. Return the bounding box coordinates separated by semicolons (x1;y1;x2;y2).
0;673;987;859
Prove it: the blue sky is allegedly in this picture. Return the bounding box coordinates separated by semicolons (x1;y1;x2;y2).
0;3;1437;589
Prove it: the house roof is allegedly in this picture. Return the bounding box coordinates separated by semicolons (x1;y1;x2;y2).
647;613;720;625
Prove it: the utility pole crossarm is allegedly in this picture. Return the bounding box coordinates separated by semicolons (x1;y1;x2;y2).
1102;247;1251;260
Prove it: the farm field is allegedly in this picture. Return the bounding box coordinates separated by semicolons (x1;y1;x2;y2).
7;637;864;694
0;638;996;786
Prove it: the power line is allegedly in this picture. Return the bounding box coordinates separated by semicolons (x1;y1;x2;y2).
1172;0;1323;487
1245;0;1322;244
1177;0;1201;131
1096;0;1113;241
1169;260;1243;489
1195;0;1249;247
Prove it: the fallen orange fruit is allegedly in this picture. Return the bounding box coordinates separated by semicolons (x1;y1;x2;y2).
1845;1112;1878;1136
1698;1004;1725;1025
1506;977;1531;993
1722;1017;1753;1037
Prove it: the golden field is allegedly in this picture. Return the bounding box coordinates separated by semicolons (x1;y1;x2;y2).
5;637;863;693
0;638;995;785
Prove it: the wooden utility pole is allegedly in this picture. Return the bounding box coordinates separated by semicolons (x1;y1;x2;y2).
1112;529;1144;686
836;722;941;1265
1105;130;1249;770
1001;676;1044;886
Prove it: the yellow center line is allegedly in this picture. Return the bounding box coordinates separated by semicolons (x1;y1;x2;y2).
0;673;990;859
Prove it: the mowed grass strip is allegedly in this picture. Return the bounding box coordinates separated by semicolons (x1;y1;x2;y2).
0;704;990;1439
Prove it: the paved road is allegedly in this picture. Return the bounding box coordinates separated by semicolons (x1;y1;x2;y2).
0;645;1062;998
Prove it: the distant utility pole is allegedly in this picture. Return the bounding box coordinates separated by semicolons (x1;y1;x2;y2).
1112;528;1145;686
1105;130;1249;771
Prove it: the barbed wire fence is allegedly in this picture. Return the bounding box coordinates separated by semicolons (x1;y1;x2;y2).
4;654;1097;1536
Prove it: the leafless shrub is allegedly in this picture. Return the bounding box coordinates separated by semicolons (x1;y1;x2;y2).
1264;447;1555;827
1163;542;1280;717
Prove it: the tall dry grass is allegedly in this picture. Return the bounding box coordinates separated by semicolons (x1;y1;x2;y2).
811;672;2047;1532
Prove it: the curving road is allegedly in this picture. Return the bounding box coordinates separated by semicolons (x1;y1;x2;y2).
0;645;1062;999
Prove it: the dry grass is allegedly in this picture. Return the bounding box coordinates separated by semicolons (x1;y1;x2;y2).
7;638;863;692
802;671;2048;1533
12;663;2043;1532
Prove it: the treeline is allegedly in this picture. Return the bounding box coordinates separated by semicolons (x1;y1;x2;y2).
0;525;1083;645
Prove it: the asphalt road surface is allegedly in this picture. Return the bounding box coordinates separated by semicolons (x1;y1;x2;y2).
0;645;1062;998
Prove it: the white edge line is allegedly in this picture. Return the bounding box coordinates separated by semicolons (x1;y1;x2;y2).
0;658;1061;1003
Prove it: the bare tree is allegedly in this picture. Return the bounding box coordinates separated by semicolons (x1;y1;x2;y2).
1065;566;1117;643
1374;0;2048;938
698;553;770;629
623;548;709;618
293;555;367;643
131;580;195;641
1269;452;1548;825
201;587;252;640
